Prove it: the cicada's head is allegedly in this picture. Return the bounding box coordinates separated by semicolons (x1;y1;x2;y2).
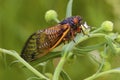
60;16;83;33
60;16;90;34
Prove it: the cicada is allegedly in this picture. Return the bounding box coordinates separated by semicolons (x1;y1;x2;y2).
21;16;86;62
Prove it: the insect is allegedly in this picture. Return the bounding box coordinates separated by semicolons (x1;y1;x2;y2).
21;16;85;62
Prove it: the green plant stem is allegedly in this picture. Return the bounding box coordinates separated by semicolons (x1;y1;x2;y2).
84;69;120;80
53;54;66;80
66;0;73;17
54;18;60;23
91;27;103;33
0;48;49;80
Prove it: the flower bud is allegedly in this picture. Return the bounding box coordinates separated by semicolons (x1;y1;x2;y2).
45;10;58;22
101;21;113;32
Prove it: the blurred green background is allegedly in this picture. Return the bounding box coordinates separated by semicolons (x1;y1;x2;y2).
0;0;120;80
